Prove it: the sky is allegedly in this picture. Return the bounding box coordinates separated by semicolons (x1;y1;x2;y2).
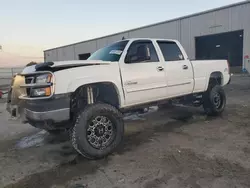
0;0;243;67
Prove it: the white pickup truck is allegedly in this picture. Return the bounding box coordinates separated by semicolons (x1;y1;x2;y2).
7;38;231;159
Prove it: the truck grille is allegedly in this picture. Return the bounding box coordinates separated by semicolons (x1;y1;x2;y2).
25;76;35;96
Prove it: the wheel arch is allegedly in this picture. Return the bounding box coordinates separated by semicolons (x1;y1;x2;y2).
71;81;122;109
205;71;224;90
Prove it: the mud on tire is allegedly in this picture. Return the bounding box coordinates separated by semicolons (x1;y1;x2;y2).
71;103;124;159
47;129;64;135
203;85;226;116
158;100;173;110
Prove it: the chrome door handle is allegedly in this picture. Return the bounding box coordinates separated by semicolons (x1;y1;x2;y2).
157;66;164;71
125;81;138;85
182;65;188;70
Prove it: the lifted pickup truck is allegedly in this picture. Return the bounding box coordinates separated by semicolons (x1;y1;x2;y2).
7;38;230;159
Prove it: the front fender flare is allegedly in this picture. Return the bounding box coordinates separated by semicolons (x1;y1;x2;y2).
67;78;125;107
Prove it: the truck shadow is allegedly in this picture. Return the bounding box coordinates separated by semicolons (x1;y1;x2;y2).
5;106;217;188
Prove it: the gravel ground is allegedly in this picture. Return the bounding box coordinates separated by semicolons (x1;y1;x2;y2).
0;75;250;188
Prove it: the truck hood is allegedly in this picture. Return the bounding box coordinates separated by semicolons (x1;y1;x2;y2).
22;60;110;74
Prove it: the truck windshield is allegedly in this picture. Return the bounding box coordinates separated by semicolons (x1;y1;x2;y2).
88;40;129;62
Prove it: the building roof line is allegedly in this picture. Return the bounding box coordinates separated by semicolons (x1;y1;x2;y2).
44;0;249;52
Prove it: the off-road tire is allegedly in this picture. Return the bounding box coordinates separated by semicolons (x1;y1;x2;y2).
71;103;124;159
47;129;64;135
203;85;226;116
158;101;173;110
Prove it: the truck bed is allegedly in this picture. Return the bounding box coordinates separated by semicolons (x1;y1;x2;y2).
191;60;230;93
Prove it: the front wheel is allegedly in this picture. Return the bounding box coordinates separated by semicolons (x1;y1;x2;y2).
71;103;124;159
203;85;226;116
158;100;173;110
47;129;64;135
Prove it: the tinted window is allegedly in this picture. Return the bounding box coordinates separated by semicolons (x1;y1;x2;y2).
88;40;129;62
157;41;184;61
126;41;159;63
79;53;91;60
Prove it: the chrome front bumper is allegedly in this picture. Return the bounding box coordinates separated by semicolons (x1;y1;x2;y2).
24;93;71;122
25;108;70;122
22;93;72;130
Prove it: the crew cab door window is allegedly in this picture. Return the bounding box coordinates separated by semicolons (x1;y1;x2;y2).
157;41;184;61
125;41;159;63
119;40;167;106
157;41;193;96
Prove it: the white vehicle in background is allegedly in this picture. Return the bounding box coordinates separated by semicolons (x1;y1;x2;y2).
7;38;231;159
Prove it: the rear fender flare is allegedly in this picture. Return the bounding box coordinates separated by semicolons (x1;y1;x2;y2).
205;71;223;90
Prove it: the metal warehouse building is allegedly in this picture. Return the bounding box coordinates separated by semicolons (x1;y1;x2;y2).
44;1;250;72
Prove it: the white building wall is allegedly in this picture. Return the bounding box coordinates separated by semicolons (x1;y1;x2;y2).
74;40;97;60
95;33;130;50
44;49;58;62
238;3;250;71
107;32;129;44
128;21;180;40
44;2;250;71
57;46;75;61
180;3;250;66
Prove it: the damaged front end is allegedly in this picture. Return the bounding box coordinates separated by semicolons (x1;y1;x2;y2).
6;60;102;125
6;63;38;119
6;64;53;121
9;69;71;131
6;74;27;120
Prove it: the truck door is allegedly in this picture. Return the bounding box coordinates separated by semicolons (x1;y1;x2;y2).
157;41;194;97
119;40;167;106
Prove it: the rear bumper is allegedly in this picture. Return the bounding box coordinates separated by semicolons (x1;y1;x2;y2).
228;77;231;84
227;73;233;85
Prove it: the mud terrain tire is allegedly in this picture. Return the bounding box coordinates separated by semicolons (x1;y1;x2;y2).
71;103;124;159
203;85;226;116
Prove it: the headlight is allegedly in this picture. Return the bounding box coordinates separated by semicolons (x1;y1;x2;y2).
30;73;53;97
36;74;52;84
31;87;51;97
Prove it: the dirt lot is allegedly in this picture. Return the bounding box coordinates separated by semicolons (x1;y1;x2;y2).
0;75;250;188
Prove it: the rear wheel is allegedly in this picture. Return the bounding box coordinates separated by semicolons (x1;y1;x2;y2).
71;103;124;159
203;85;226;116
